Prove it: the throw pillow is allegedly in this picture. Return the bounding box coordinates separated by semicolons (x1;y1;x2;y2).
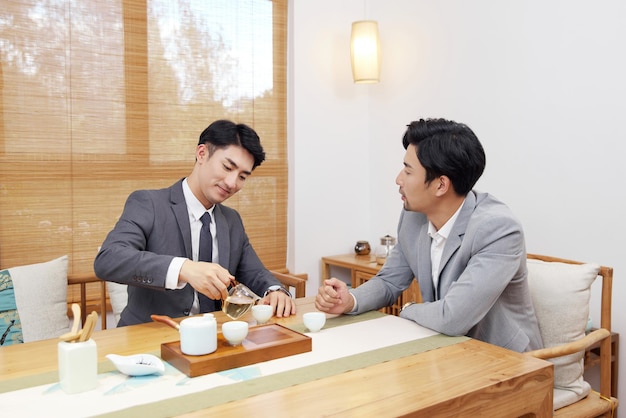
0;269;23;346
106;281;128;327
526;258;600;410
9;255;71;342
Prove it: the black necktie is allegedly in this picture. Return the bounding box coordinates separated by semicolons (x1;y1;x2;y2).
198;212;215;312
199;212;212;263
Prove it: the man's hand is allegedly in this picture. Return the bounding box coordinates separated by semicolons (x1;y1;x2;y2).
259;290;297;318
179;260;234;300
315;278;354;314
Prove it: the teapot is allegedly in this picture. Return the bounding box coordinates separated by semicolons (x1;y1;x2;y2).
222;283;261;320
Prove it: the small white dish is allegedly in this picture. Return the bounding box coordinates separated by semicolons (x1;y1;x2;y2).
303;311;326;332
106;353;165;376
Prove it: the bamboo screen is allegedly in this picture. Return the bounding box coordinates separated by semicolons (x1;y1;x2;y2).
0;0;288;279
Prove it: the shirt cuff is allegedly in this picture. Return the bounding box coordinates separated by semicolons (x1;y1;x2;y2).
166;257;187;290
348;291;358;314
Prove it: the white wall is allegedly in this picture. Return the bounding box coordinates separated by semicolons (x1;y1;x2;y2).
290;0;626;406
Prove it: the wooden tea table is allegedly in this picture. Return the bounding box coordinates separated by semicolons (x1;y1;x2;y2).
0;297;553;417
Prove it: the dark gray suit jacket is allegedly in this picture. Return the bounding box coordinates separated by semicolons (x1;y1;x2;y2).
94;179;282;326
351;191;543;352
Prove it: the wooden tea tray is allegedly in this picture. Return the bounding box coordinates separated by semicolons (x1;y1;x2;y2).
160;323;312;377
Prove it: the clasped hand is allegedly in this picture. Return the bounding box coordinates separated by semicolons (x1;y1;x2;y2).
315;278;355;314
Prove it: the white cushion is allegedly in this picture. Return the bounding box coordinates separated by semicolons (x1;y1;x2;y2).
9;255;71;342
106;281;128;327
526;258;600;410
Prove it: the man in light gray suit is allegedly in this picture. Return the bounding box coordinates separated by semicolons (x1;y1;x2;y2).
95;120;295;326
315;118;542;352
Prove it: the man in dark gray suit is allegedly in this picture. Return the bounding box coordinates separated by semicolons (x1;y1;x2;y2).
315;118;542;352
95;120;295;326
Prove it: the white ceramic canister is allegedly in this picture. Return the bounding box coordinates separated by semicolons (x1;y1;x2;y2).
58;339;98;394
180;314;217;355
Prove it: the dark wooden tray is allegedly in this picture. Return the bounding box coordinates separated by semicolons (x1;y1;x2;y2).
161;323;312;377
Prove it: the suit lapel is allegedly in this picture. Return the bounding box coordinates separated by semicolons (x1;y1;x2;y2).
213;205;231;269
171;180;193;259
438;191;476;290
416;222;435;302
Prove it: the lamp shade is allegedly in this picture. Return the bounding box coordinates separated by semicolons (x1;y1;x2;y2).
350;20;381;83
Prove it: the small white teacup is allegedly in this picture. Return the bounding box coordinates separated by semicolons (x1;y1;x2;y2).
303;311;326;333
221;321;249;346
251;304;273;325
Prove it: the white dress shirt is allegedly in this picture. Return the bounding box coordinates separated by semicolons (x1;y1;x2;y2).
427;200;465;299
165;179;218;314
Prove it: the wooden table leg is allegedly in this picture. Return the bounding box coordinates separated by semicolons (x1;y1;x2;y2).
321;260;330;285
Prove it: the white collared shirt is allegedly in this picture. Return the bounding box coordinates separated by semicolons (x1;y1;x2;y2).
427;200;465;298
185;182;217;264
165;179;218;291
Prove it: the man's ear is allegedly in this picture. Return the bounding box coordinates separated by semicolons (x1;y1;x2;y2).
435;175;451;196
196;143;208;162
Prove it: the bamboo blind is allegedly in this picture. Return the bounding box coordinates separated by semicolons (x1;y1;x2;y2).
0;0;288;306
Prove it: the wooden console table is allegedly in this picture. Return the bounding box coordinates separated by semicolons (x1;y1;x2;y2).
321;253;421;316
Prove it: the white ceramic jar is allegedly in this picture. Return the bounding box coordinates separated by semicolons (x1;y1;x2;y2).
58;339;98;394
179;314;217;356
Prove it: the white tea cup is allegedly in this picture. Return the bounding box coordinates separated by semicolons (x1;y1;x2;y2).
303;311;326;332
251;304;273;324
222;321;249;346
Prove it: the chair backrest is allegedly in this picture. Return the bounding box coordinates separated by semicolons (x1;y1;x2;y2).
526;253;614;412
67;273;108;330
269;270;307;298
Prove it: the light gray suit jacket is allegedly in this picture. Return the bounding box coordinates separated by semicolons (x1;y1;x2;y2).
351;191;543;352
94;179;282;326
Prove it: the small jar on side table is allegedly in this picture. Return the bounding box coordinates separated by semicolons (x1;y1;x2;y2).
375;235;396;265
354;240;371;256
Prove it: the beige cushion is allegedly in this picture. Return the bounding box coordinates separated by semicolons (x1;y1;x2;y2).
526;258;600;410
9;255;71;342
106;281;128;327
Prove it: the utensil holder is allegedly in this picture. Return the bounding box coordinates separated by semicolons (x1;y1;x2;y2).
58;339;97;394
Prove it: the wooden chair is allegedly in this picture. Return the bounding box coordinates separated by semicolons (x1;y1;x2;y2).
525;254;618;417
67;272;108;330
269;270;307;298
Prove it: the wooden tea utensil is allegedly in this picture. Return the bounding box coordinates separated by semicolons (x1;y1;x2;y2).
70;303;81;334
58;331;82;342
59;303;82;342
79;311;98;342
150;314;180;330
